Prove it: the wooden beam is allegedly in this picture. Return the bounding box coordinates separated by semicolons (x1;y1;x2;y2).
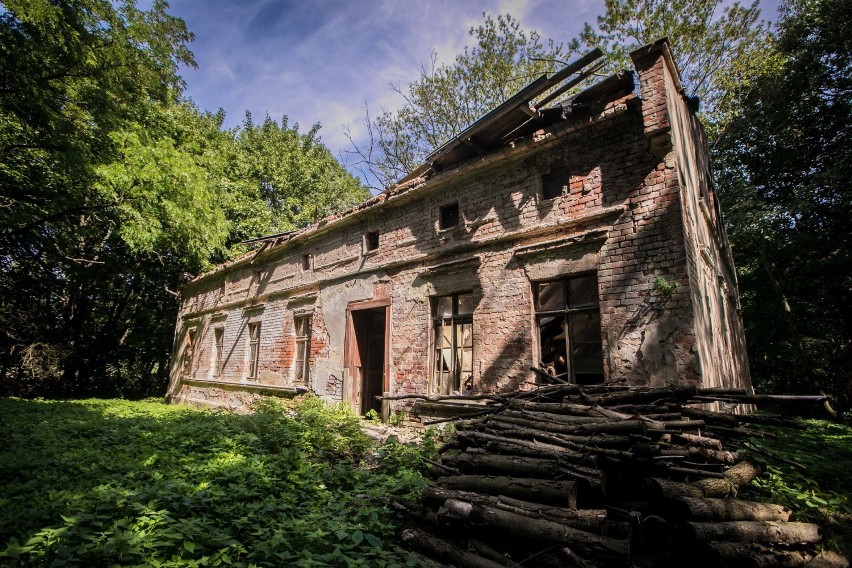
536;61;605;110
462;136;488;155
518;104;545;123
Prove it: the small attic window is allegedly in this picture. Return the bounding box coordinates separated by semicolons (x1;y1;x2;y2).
364;230;380;252
542;170;569;200
301;254;312;271
439;202;460;230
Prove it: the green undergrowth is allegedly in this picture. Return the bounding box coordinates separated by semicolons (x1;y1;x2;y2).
0;396;435;567
743;418;852;555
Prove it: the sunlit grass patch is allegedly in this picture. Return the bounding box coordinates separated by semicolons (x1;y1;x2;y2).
0;396;430;567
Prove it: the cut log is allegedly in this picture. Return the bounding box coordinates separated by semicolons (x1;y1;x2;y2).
509;399;598;415
704;541;813;568
486;419;633;448
687;520;821;545
485;440;568;461
437;475;577;507
687;445;740;464
423;486;606;531
672;496;791;521
645;477;705;499
676;432;724;449
400;528;508;568
489;414;609;435
455;452;561;478
804;551;850;568
694;460;763;498
501;409;608;425
443;500;630;565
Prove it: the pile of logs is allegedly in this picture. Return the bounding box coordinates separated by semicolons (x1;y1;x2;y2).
390;383;849;568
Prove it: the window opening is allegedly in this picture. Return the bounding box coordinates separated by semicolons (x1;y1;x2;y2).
301;254;312;271
535;274;603;385
293;315;312;384
364;230;380;252
247;322;261;379
542;170;569;200
439;202;460;230
432;293;474;394
182;328;196;375
214;327;224;378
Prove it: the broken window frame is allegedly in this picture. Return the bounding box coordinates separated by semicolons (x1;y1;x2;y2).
431;293;474;395
247;322;261;380
363;230;380;253
213;327;224;379
293;315;312;384
534;274;604;385
182;328;196;376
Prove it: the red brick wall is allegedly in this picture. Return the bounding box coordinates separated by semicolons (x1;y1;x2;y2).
169;42;750;412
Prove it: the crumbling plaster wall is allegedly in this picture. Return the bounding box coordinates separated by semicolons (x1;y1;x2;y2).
638;42;753;392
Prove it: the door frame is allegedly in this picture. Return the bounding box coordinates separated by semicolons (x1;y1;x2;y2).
344;298;390;415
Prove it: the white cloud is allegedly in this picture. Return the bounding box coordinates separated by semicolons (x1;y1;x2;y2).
170;0;780;174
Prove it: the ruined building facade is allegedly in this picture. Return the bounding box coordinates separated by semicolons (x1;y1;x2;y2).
168;40;752;416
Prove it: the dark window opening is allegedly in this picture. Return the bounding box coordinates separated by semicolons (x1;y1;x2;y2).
432;293;474;394
294;315;312;383
214;327;224;378
301;254;312;271
182;329;196;375
439;202;460;230
542;170;569;200
247;322;261;379
364;230;380;252
534;274;603;385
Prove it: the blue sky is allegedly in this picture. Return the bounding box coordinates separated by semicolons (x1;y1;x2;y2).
168;0;782;184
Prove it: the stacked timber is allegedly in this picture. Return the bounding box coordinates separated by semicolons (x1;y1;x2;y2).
390;383;848;568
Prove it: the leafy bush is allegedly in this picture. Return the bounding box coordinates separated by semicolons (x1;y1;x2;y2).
0;396;429;567
744;419;852;554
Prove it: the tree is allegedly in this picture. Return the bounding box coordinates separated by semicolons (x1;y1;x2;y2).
715;0;851;411
229;114;368;239
577;0;776;133
346;14;568;190
0;1;370;397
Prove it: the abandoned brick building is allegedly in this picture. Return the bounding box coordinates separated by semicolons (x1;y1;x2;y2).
168;39;752;417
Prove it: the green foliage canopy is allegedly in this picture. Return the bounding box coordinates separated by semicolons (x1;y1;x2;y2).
577;0;777;131
0;0;367;397
714;0;852;411
229;114;369;239
346;14;567;190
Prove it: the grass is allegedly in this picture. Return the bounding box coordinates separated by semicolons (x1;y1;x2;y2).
1;396;849;566
0;396;433;567
743;418;852;556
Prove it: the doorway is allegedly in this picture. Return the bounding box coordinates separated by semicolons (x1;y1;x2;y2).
344;300;389;416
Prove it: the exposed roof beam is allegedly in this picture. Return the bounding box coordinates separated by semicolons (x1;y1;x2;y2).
535;61;606;110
